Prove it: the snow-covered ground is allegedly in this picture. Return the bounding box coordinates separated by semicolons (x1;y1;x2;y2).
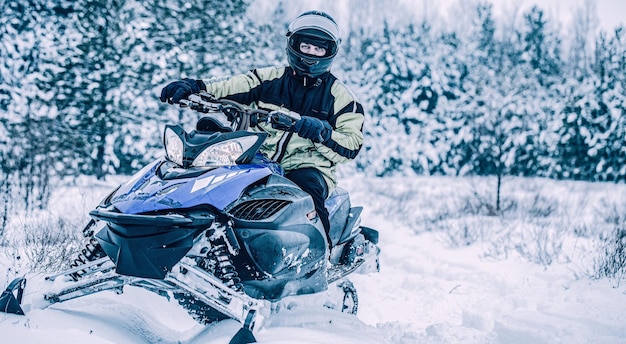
1;175;625;343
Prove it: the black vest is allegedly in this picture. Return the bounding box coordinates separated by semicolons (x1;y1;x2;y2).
227;67;337;122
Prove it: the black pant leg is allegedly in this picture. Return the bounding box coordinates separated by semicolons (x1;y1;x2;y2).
285;168;331;242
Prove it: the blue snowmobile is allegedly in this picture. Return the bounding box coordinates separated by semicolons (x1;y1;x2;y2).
0;93;380;343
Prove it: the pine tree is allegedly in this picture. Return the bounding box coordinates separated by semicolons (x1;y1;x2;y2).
354;22;441;176
549;25;626;182
567;0;599;78
47;0;154;178
520;6;562;84
0;0;70;209
49;0;264;177
147;0;258;80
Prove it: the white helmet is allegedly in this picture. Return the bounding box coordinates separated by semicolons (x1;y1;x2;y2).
286;11;341;78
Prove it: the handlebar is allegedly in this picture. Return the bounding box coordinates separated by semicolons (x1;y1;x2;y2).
179;92;300;131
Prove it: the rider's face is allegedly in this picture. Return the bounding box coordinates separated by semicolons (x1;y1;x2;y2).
299;42;327;57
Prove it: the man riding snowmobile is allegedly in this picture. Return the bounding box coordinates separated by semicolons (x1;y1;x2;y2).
160;10;365;251
1;11;378;344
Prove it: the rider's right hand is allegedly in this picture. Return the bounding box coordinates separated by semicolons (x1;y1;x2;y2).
160;78;206;104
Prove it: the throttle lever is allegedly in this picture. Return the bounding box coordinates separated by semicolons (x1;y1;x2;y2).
198;92;216;102
179;99;191;107
179;97;210;113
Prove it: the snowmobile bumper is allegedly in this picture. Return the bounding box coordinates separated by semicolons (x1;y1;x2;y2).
0;277;26;315
89;209;215;279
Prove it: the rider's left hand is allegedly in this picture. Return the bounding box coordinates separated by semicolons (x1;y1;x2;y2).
293;116;332;143
160;78;206;104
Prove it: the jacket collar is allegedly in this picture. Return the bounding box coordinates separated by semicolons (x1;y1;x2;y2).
288;67;330;87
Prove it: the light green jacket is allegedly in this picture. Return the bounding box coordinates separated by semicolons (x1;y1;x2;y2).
203;66;364;193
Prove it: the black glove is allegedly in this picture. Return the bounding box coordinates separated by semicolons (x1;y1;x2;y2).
292;116;332;143
160;78;206;104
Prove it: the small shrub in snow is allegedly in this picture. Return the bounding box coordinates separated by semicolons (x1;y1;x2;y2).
592;199;626;285
512;224;565;266
597;198;626;227
421;185;568;266
594;228;626;286
459;191;515;217
526;194;558;218
3;215;83;274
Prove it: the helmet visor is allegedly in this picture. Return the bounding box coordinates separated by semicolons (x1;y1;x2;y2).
287;13;340;44
291;34;334;57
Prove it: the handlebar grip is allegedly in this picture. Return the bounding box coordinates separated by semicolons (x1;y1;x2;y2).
269;110;300;131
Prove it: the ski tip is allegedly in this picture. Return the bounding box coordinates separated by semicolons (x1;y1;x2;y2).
228;327;257;344
0;277;27;315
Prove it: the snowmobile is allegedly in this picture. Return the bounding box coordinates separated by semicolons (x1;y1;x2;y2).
0;93;380;344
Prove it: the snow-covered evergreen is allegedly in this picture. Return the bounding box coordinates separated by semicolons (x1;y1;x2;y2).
2;0;625;184
1;1;626;341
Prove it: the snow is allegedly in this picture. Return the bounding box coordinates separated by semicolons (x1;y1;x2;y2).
1;175;625;343
3;0;626;341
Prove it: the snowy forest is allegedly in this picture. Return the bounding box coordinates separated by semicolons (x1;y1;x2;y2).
1;0;625;213
2;1;626;342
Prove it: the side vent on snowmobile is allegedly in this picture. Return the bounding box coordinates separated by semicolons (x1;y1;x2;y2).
228;199;291;221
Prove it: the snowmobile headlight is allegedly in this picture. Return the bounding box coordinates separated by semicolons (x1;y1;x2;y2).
164;127;184;166
192;136;258;167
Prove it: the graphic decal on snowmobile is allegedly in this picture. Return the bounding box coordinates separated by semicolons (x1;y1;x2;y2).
191;170;247;193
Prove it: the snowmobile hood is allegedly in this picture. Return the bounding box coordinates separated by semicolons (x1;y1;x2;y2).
107;159;273;214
